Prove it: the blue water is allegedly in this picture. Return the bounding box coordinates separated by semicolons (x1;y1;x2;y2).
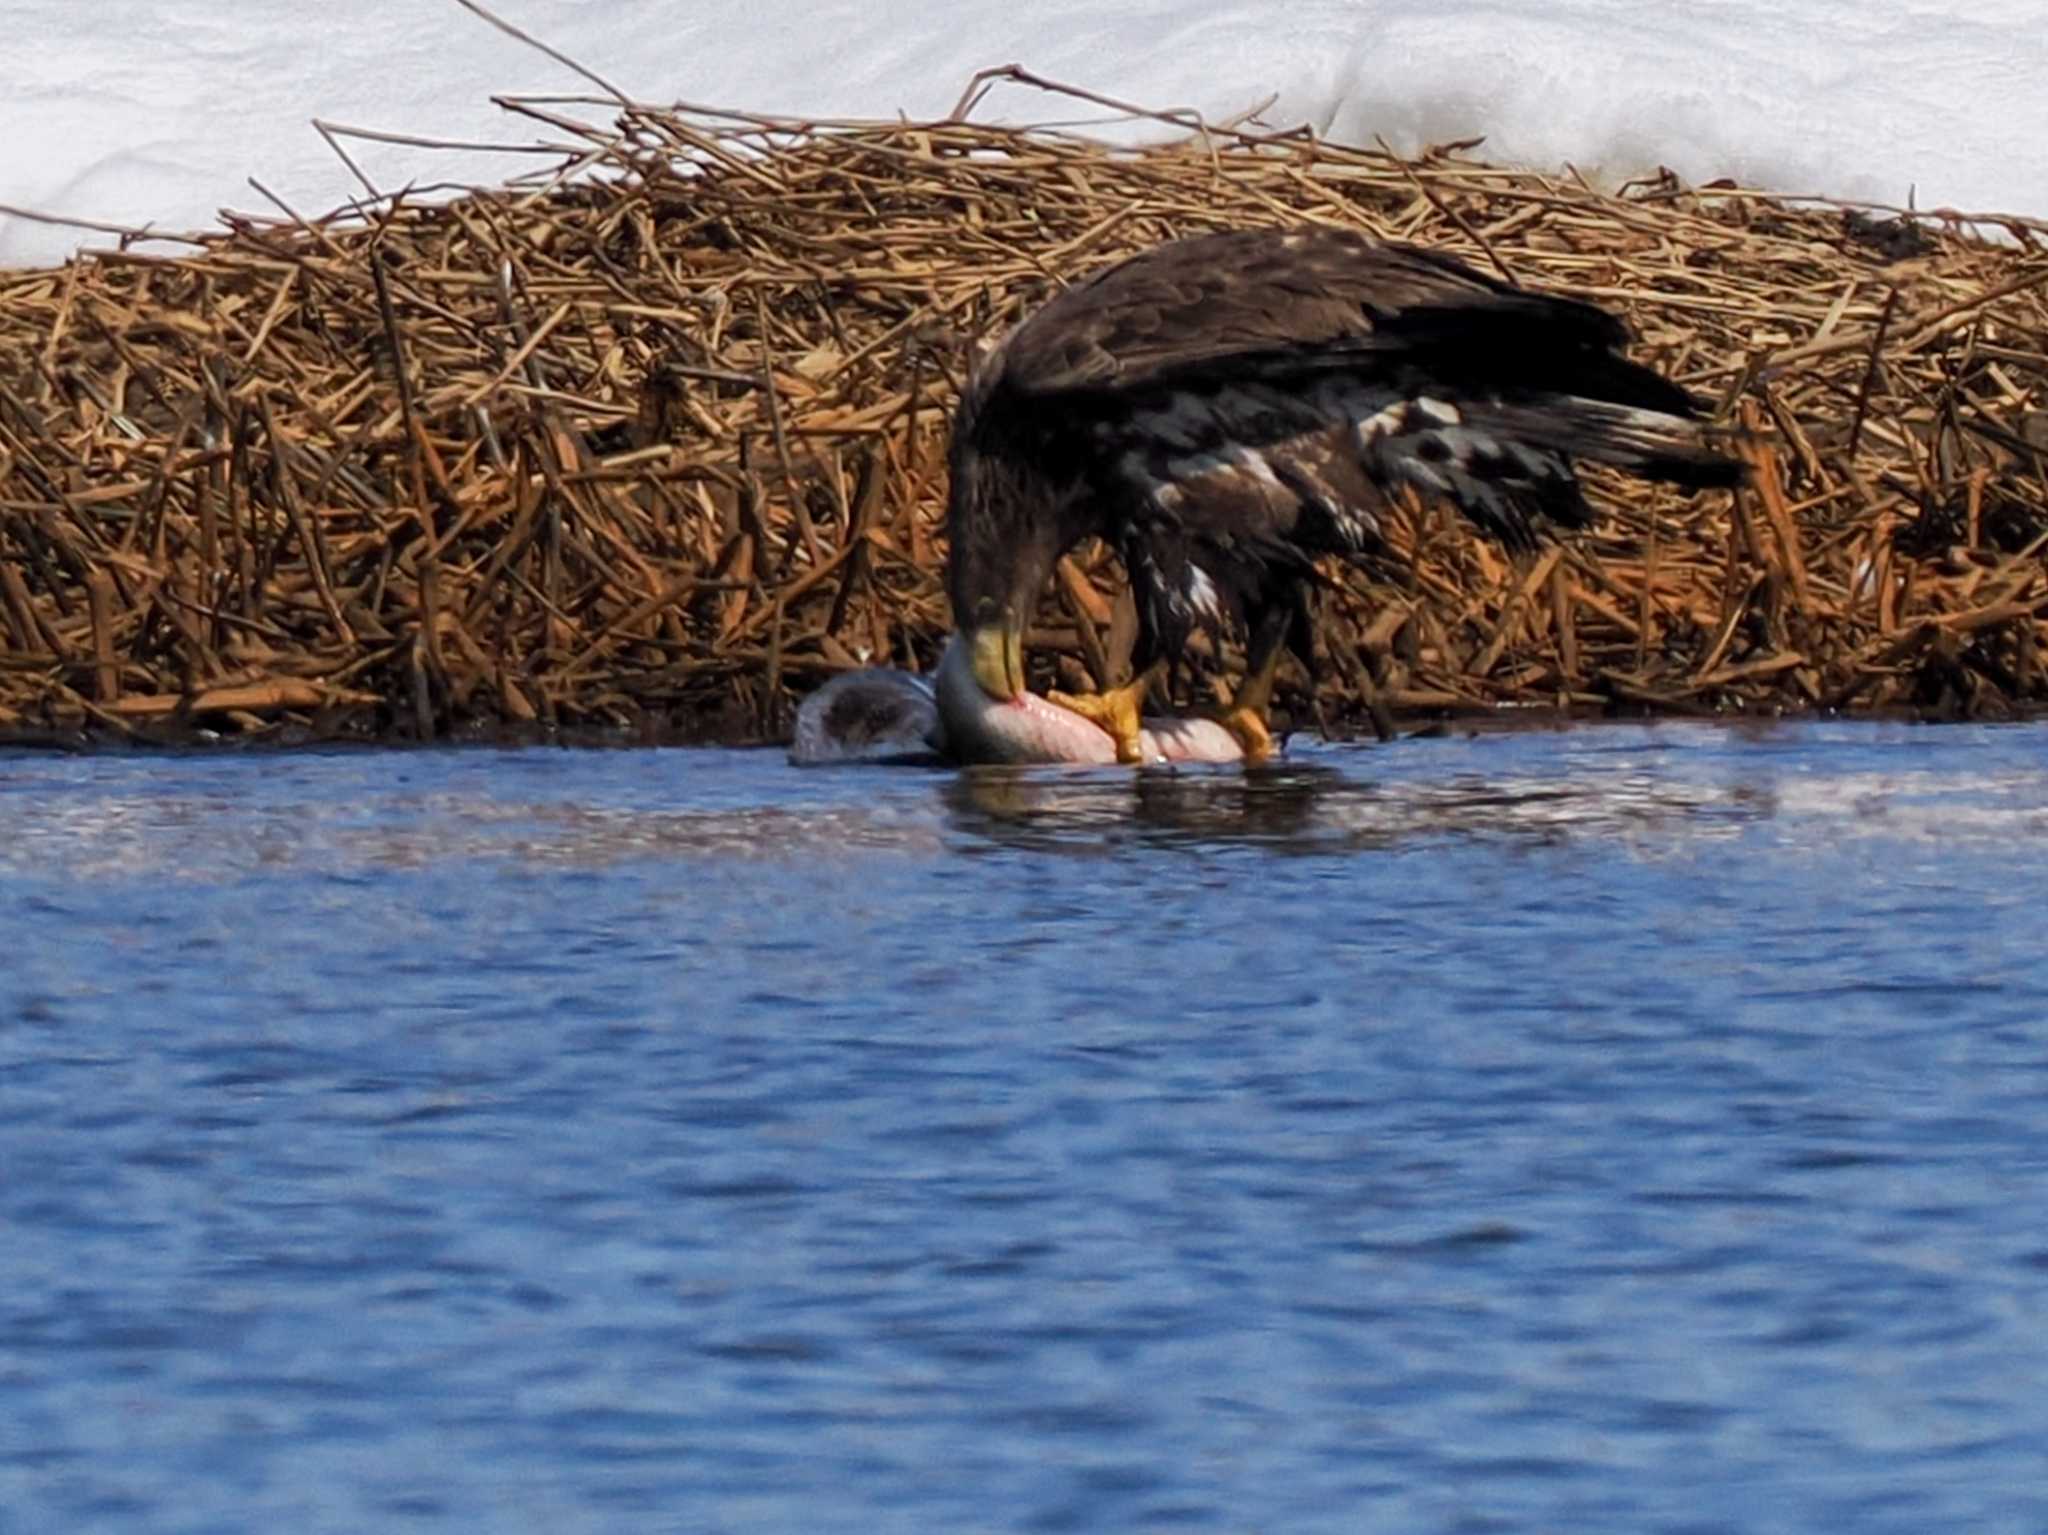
4;722;2048;1533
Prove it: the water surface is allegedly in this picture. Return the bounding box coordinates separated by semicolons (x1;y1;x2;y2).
4;721;2047;1533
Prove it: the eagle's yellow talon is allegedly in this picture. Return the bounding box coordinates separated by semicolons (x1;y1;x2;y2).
1047;663;1161;764
1046;682;1147;764
1212;704;1275;764
1205;643;1283;764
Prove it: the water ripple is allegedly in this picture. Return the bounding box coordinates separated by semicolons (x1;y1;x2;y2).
3;721;2048;1532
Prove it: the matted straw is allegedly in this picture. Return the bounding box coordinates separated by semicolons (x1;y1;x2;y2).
1;72;2043;743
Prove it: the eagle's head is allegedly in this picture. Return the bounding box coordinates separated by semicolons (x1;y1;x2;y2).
943;363;1084;706
944;438;1059;705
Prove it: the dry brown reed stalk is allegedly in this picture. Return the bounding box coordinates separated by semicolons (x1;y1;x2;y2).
1;77;2045;744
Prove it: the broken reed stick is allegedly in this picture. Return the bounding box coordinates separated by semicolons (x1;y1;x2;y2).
1;76;2045;744
106;679;381;718
86;568;119;701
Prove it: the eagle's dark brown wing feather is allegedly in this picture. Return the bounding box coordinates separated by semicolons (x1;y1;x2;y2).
992;229;1477;391
992;226;1668;408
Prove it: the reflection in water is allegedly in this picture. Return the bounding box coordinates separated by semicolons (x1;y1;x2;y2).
942;758;1769;855
11;722;2048;882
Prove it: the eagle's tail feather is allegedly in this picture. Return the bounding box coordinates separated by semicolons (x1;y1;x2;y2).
1471;396;1747;491
1355;391;1744;550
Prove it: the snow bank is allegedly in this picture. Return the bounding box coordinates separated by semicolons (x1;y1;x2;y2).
6;0;2042;266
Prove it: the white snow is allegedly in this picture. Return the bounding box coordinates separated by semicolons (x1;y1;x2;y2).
5;0;2044;267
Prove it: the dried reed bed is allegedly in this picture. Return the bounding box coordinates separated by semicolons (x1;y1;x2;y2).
1;74;2045;744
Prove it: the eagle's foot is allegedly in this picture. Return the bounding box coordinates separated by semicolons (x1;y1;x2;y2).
1210;649;1283;765
1211;702;1276;765
1047;673;1153;764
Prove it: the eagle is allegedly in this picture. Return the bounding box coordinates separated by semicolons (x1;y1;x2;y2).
943;226;1744;761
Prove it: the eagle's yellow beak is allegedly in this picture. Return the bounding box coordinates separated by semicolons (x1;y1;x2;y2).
965;618;1026;702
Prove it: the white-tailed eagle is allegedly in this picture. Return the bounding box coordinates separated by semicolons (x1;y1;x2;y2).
944;226;1743;760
